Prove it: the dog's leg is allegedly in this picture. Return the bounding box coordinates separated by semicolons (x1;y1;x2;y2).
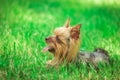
46;57;59;67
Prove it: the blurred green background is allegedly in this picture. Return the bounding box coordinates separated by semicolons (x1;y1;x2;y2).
0;0;120;80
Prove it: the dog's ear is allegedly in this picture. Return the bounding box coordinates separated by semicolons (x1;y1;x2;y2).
70;24;81;40
64;18;70;28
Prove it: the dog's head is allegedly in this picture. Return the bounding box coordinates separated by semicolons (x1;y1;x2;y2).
43;18;81;63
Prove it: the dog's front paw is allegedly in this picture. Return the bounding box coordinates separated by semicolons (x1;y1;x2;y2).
46;60;58;67
46;60;53;67
46;60;52;65
46;60;53;68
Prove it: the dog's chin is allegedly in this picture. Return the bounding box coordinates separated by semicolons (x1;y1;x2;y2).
43;46;55;53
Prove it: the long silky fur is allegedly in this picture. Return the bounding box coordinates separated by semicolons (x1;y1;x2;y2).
66;38;81;62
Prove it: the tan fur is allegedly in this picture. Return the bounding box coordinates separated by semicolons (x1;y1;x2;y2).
44;18;81;67
66;38;81;62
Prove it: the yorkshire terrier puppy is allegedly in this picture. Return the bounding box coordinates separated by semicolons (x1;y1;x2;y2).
77;48;110;67
43;18;81;67
43;18;110;68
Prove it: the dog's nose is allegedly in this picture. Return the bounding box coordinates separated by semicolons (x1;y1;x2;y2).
45;37;48;41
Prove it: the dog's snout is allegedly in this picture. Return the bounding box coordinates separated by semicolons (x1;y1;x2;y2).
45;37;48;41
45;37;51;41
45;36;53;43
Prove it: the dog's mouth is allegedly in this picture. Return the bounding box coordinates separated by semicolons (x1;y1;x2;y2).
43;46;55;53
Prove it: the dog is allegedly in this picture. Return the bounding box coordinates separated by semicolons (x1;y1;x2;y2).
76;48;110;67
43;18;110;68
43;18;81;67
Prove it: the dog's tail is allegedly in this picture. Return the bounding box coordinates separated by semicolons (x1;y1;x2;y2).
94;48;109;56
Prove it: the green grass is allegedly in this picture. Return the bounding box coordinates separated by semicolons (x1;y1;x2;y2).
0;0;120;80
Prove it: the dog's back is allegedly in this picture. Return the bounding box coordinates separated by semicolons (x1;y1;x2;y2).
77;48;110;66
92;48;110;65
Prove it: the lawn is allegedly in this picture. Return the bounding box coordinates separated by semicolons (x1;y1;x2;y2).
0;0;120;80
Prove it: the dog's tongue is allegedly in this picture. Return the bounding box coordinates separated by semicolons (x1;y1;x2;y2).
43;46;49;52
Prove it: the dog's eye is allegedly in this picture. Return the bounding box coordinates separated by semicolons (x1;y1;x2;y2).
56;36;61;43
67;38;70;41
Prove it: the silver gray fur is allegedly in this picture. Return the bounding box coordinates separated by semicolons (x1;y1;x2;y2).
77;48;110;66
